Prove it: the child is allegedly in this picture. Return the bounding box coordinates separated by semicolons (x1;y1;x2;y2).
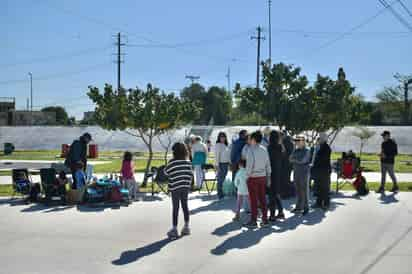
233;159;249;221
164;142;193;239
191;136;208;190
71;161;87;203
121;151;138;200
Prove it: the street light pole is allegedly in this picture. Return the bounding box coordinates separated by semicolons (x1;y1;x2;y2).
28;72;33;125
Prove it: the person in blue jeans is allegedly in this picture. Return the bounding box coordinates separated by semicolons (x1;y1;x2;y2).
215;132;231;199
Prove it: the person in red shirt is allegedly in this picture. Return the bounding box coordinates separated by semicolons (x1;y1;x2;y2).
121;151;138;200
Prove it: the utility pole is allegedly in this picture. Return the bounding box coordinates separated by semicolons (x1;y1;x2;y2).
114;32;125;92
268;0;272;67
28;72;33;125
225;66;231;94
251;26;265;91
185;75;200;85
395;74;412;125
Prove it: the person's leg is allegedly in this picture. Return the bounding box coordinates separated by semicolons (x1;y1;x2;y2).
303;173;309;211
235;194;244;214
171;191;180;228
231;164;239;182
380;163;388;191
194;166;202;189
257;179;268;222
325;172;331;207
268;182;276;217
217;163;225;199
295;176;303;210
317;172;326;206
247;179;258;222
180;189;190;226
387;164;398;188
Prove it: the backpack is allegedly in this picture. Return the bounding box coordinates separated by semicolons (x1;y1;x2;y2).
355;176;369;196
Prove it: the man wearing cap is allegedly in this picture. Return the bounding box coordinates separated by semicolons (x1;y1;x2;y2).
377;131;399;193
311;133;332;210
289;135;311;215
65;133;92;189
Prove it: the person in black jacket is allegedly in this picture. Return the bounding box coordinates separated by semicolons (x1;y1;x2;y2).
311;133;332;210
65;133;92;189
377;131;399;193
280;131;295;198
267;130;285;221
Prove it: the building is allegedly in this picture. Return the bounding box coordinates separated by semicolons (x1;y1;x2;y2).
9;111;56;126
0;97;16;126
81;111;96;125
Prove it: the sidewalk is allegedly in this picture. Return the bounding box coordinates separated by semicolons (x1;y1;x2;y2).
1;171;411;185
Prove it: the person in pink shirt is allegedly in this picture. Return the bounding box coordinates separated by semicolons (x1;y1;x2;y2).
121;151;138;200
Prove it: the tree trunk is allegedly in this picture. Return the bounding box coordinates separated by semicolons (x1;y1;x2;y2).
141;144;153;188
163;148;168;165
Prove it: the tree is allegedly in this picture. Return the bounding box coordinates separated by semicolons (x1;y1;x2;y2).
88;84;198;186
181;83;207;123
157;129;175;165
204;86;232;125
41;106;69;125
351;126;376;159
376;86;405;125
236;62;359;144
181;83;232;125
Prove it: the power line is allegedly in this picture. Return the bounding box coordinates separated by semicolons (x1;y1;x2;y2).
397;0;412;18
379;0;412;32
0;45;112;69
308;3;395;56
0;62;110;86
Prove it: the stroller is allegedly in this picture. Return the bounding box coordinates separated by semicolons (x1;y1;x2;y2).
335;152;368;195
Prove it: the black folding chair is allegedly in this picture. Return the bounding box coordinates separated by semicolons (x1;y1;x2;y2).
11;169;31;201
200;164;217;195
149;166;169;196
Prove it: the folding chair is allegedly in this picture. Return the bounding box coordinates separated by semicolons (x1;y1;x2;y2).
11;169;31;201
40;168;65;205
335;157;361;193
199;164;217;195
149;166;169;196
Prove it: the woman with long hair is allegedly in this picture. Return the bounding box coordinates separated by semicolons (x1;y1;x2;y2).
215;132;231;199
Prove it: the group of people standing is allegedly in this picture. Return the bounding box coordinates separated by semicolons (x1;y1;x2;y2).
163;128;399;238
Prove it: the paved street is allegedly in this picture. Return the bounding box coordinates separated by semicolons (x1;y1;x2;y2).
1;191;412;274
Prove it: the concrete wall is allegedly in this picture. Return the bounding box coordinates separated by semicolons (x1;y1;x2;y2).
0;126;411;154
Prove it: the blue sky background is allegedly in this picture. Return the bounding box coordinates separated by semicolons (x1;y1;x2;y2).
2;0;411;119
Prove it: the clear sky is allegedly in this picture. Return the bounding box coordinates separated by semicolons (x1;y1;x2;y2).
2;0;411;119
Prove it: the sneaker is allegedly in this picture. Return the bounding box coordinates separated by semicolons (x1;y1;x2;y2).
291;208;302;213
260;220;270;228
269;215;277;222
276;212;285;219
311;203;321;209
390;186;399;193
302;209;309;216
376;187;385;194
232;214;240;222
243;221;258;229
167;228;179;239
181;226;191;236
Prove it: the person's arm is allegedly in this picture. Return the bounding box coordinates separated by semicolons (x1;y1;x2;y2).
215;144;221;166
245;149;254;178
265;153;272;185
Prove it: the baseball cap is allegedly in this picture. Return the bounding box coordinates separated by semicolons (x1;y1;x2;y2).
381;130;390;137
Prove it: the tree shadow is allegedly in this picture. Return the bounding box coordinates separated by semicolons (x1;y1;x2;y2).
379;193;399;205
112;238;173;266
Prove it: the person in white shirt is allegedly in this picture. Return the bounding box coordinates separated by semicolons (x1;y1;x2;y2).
215;132;231;199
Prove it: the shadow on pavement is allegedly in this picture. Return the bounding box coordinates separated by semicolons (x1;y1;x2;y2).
379;193;399;205
112;238;173;265
190;198;235;215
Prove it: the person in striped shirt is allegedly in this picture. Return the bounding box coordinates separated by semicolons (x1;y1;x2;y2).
164;142;193;239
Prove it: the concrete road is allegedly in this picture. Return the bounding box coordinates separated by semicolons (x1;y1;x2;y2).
1;191;412;274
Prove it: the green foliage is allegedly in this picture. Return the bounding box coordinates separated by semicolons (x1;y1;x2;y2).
41;106;69;125
181;83;232;125
236;62;359;142
88;83;198;183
